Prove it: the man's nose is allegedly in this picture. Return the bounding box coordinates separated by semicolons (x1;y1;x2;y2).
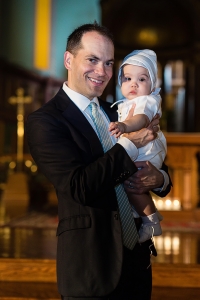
94;64;106;76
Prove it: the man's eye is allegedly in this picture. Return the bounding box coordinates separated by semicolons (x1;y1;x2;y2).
105;62;113;67
89;58;96;63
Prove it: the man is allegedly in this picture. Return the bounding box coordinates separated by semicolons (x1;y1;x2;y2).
26;23;172;300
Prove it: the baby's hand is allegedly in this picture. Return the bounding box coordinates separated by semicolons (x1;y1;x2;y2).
109;122;126;138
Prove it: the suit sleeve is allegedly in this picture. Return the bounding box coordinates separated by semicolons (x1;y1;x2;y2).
26;110;138;206
153;162;173;197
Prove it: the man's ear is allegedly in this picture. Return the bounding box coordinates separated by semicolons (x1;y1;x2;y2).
64;51;72;70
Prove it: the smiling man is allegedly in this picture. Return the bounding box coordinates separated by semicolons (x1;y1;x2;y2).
64;30;114;99
26;23;172;300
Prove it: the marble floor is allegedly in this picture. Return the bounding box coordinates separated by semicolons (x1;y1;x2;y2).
0;193;200;263
0;215;200;264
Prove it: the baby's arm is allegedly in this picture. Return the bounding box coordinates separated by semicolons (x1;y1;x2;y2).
109;114;150;138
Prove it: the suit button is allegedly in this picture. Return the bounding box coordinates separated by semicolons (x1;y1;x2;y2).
114;214;118;220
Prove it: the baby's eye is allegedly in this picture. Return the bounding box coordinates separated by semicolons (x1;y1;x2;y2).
125;77;131;81
139;77;146;82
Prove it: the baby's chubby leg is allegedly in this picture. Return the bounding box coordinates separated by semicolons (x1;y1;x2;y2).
128;192;155;216
128;192;162;243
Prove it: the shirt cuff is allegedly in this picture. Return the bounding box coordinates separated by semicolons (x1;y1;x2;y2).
153;170;169;192
117;136;139;161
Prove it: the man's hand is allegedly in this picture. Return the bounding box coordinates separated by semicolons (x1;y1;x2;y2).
125;103;136;120
124;161;164;194
147;113;160;132
122;114;159;148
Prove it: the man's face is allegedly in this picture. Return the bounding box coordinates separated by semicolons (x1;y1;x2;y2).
121;65;152;100
64;31;114;100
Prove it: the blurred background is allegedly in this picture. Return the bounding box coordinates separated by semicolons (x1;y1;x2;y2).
0;0;200;299
0;0;200;213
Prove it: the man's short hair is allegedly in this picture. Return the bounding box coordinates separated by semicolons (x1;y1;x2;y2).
66;21;114;55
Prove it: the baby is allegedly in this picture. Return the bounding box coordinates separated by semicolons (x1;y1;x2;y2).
109;49;167;243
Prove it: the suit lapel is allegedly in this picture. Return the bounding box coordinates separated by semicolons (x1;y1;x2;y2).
99;99;118;122
55;89;104;157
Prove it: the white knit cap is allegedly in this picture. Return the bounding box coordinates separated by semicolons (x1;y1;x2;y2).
118;49;157;91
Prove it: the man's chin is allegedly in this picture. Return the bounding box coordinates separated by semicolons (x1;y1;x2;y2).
93;86;105;96
86;91;103;99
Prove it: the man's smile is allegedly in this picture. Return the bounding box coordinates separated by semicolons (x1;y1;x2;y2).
88;77;104;84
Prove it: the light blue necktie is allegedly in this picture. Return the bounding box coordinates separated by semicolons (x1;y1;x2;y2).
88;102;138;250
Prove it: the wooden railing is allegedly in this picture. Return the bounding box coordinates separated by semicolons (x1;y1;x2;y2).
163;133;200;210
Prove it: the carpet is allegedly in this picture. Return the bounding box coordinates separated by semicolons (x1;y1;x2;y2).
1;211;200;232
161;221;200;231
0;211;58;228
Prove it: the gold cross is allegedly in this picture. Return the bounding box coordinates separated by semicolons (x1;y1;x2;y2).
9;88;32;167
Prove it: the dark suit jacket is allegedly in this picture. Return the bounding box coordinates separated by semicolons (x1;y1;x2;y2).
26;88;171;297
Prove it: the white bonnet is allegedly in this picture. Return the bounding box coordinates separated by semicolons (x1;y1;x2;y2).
118;49;158;91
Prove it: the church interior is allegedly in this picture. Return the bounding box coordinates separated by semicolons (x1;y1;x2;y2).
1;0;200;299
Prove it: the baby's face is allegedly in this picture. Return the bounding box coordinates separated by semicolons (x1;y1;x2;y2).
121;65;152;100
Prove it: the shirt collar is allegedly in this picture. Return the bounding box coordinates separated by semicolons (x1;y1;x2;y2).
62;82;100;111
